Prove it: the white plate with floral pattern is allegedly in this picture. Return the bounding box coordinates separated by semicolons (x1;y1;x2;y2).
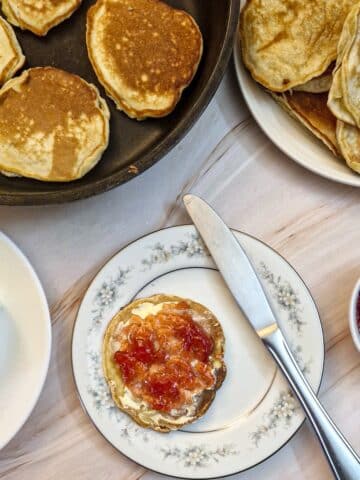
0;231;51;450
72;225;324;478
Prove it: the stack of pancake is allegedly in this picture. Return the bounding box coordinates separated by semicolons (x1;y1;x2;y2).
240;0;360;174
0;0;203;182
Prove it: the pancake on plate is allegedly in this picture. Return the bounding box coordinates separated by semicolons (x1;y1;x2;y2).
86;0;203;120
326;2;360;174
2;0;82;36
103;294;226;432
293;66;334;94
240;0;355;92
328;68;356;126
328;4;359;126
340;6;360;128
272;91;339;156
0;17;25;85
337;121;360;173
0;67;110;182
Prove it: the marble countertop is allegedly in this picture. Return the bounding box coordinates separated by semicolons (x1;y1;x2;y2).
0;64;360;480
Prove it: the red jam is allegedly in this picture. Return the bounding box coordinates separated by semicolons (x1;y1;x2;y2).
113;302;215;412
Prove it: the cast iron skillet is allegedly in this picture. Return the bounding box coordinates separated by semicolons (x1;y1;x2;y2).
0;0;240;205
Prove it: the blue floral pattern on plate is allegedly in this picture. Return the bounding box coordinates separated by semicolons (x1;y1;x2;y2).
73;226;324;478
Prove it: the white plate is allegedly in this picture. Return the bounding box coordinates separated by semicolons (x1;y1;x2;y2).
349;278;360;352
234;33;360;187
0;231;51;450
72;226;324;478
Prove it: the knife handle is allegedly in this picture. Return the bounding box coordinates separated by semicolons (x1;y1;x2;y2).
264;328;360;480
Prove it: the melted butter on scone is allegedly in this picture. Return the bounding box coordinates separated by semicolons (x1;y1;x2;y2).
131;301;168;319
120;386;201;425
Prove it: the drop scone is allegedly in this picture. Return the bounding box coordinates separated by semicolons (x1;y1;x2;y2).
327;4;360;126
272;92;339;156
293;65;334;94
327;2;360;173
0;67;110;182
0;17;25;85
336;122;360;173
103;294;226;432
2;0;82;36
86;0;203;119
240;0;355;92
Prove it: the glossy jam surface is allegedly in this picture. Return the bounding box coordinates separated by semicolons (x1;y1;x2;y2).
113;301;215;412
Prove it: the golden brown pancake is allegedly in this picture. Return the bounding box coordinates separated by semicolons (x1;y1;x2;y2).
103;294;226;432
293;63;335;94
293;73;332;94
0;16;25;85
272;91;339;155
2;0;82;36
340;5;360;128
328;67;356;125
240;0;355;92
327;4;359;125
0;67;110;181
86;0;203;119
336;121;360;173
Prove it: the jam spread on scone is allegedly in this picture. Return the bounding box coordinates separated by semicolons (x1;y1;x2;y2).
113;301;215;412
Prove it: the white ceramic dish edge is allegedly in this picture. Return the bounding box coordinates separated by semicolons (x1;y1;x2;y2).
349;278;360;352
0;231;52;450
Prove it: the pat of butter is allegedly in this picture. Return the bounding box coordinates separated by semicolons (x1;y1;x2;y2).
131;302;166;319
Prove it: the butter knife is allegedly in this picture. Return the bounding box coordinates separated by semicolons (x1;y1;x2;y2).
184;194;360;480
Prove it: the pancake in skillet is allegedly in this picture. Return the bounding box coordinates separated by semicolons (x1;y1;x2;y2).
2;0;82;36
0;67;110;181
86;0;203;119
0;16;25;85
103;294;226;432
272;91;339;156
240;0;355;92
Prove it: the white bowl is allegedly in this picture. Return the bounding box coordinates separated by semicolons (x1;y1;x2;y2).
0;231;51;450
349;278;360;352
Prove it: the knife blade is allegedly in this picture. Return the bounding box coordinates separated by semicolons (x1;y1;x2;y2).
183;194;278;339
183;193;360;480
